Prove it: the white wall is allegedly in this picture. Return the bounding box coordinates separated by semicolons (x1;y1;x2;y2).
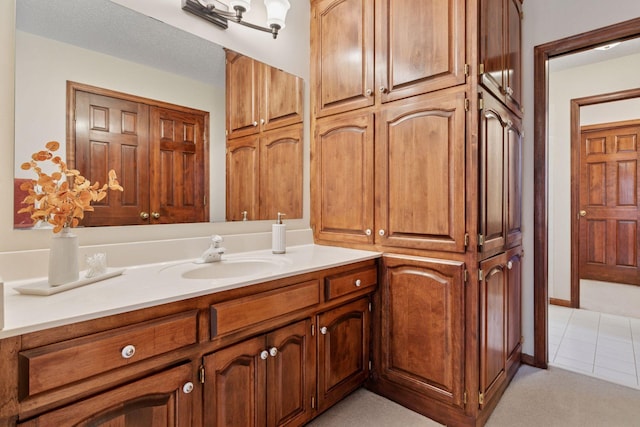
548;54;640;304
0;0;311;253
521;0;640;355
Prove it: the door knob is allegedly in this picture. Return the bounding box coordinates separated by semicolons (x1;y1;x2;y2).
579;210;587;217
269;347;278;357
151;212;160;219
140;212;150;220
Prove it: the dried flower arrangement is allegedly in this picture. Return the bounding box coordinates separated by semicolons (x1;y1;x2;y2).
18;141;123;233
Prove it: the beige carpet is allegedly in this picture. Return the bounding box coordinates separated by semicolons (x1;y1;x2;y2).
308;365;640;426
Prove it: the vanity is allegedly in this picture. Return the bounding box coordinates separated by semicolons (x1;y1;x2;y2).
0;244;380;426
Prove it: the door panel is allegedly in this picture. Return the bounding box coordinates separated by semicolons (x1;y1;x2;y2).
75;91;150;226
226;136;260;221
579;123;640;285
226;52;260;139
262;65;304;131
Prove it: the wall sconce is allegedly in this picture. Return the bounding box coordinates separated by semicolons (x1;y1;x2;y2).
182;0;291;39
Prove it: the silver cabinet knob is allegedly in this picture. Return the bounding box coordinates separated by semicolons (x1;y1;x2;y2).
378;229;385;236
151;211;160;219
320;326;328;335
269;347;278;357
365;229;372;236
507;261;513;270
182;382;194;394
260;350;269;360
379;86;387;93
365;89;372;96
121;344;136;359
506;86;514;96
355;279;361;287
140;212;150;220
253;121;258;126
260;118;265;125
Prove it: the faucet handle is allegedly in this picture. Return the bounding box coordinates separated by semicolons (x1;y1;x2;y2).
211;235;224;248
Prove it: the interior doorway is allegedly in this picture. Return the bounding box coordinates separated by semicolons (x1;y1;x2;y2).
533;17;640;368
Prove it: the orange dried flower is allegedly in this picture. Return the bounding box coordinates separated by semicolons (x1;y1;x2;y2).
18;141;124;233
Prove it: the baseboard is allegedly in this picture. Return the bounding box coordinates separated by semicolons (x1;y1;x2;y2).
549;297;572;307
520;353;537;367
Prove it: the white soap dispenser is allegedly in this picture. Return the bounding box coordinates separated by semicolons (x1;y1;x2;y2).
272;212;286;254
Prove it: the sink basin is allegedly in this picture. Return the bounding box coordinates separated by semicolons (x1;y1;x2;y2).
180;258;286;280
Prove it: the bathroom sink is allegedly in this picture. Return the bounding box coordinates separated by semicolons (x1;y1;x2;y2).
178;257;289;280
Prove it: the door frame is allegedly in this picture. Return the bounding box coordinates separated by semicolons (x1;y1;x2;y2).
570;91;640;309
533;17;640;369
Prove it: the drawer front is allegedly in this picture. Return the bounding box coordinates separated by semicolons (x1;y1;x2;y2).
325;266;377;300
19;310;198;397
211;280;320;337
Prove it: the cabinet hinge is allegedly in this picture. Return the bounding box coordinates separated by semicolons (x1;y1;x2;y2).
479;269;484;281
463;391;468;405
479;392;485;405
311;396;316;409
464;269;469;283
368;302;372;312
311;323;315;336
520;11;524;20
478;97;485;110
199;365;205;384
464;98;470;112
479;63;485;75
369;360;372;371
464;232;469;247
521;335;525;344
478;234;485;246
203;195;207;206
464;63;470;77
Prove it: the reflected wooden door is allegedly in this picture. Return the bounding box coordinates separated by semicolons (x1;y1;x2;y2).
579;121;640;285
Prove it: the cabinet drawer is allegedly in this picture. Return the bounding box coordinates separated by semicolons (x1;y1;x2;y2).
325;266;377;300
211;280;320;337
19;310;198;397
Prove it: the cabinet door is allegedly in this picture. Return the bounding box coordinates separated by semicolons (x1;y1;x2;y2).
376;0;466;103
266;319;315;427
226;136;259;221
20;364;195;427
479;0;505;103
506;248;522;363
262;65;304;132
317;298;370;412
376;87;466;252
505;0;523;113
311;0;375;117
226;51;261;139
505;115;523;249
479;254;507;409
150;106;207;224
259;125;303;221
313;111;375;244
479;93;507;258
379;255;465;408
203;336;267;427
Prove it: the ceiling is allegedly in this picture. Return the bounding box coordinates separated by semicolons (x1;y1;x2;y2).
16;0;226;87
550;36;640;71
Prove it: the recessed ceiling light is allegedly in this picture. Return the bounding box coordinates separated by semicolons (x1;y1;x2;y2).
594;42;621;51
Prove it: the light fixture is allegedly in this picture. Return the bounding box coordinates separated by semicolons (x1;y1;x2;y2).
594;42;621;51
182;0;290;39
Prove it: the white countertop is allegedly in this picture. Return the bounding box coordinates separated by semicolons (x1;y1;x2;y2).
0;244;380;339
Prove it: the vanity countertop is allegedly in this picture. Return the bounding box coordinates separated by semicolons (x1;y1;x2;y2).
0;244;381;339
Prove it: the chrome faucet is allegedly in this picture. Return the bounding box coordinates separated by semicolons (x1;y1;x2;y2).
196;235;226;263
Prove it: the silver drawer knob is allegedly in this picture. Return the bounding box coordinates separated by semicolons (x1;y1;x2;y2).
365;229;372;236
378;229;385;236
320;326;328;335
121;344;136;359
269;347;278;357
355;279;362;287
507;261;513;270
182;382;194;394
260;350;269;360
253;121;258;126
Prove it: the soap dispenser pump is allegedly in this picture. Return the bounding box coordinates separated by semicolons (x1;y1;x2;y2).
272;212;286;254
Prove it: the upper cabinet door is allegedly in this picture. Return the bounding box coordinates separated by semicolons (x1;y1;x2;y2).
376;87;467;253
261;64;304;132
226;51;261;139
505;0;523;113
376;0;466;104
312;0;375;117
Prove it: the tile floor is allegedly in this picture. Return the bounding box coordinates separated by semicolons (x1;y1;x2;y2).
548;304;640;389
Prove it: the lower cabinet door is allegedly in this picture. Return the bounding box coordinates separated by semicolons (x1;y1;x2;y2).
379;255;465;409
19;364;195;427
317;297;370;412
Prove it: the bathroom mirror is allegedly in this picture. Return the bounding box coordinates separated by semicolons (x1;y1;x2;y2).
13;0;304;228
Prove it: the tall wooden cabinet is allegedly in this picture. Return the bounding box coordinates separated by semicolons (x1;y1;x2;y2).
310;0;524;425
225;50;304;221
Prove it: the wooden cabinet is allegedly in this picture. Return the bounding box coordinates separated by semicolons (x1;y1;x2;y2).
374;255;466;409
203;319;316;427
479;0;523;115
18;364;195;427
226;125;303;221
479;247;522;409
317;297;371;412
479;91;523;259
226;50;303;139
311;0;465;118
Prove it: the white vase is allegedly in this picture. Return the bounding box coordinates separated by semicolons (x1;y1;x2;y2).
48;227;80;286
